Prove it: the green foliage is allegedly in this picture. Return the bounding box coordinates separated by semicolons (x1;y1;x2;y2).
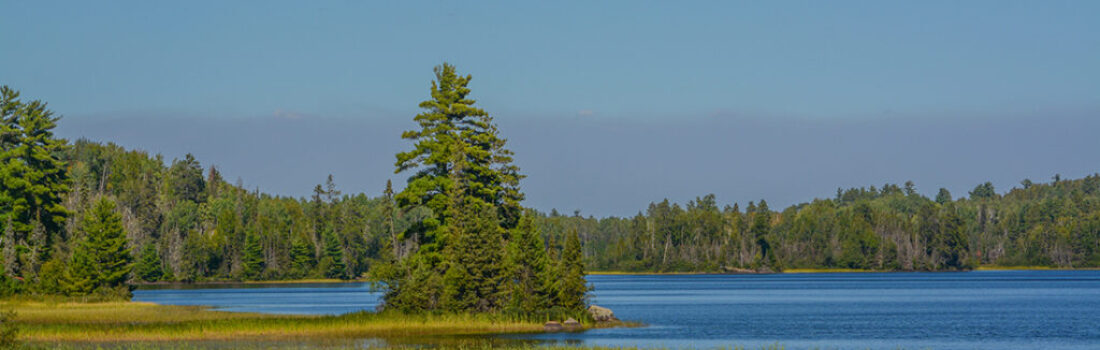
556;229;589;311
135;244;164;282
241;231;264;280
166;154;205;203
373;63;556;315
504;213;553;314
551;175;1100;273
969;182;997;200
289;238;315;279
33;258;66;294
0;86;70;281
393;63;523;256
320;230;345;279
935;188;953;205
935;204;973;270
750;200;773;267
442;204;505;312
65;198;133;297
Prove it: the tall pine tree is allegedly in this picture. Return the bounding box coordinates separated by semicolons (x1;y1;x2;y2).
0;86;70;275
375;63;527;312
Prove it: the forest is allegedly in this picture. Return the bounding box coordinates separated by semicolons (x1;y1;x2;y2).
3;67;1100;301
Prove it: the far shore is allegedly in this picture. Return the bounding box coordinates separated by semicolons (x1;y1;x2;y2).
124;266;1100;287
590;265;1100;276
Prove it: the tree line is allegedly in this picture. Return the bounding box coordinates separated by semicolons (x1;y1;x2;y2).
542;177;1100;273
3;66;1100;304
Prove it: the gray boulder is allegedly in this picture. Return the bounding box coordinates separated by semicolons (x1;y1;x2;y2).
544;321;563;332
563;317;581;329
587;304;618;322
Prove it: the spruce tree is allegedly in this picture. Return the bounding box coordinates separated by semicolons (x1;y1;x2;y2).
504;213;553;314
460;205;505;311
66;198;132;296
290;237;315;278
135;243;164;282
321;230;345;279
556;229;589;311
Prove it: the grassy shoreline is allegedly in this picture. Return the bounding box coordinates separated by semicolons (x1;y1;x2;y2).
2;300;553;344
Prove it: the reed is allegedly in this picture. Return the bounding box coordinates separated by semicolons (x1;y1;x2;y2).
2;300;546;343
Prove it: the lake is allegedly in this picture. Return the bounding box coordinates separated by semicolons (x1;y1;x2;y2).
134;270;1100;350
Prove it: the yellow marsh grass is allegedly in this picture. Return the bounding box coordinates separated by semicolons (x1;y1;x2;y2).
3;301;545;342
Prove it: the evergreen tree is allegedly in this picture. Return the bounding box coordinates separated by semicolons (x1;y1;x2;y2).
241;231;264;279
751;200;772;266
135;244;164;282
556;228;589;311
376;63;526;312
393;63;522;254
0;86;70;262
320;229;345;279
937;204;971;269
166;154;205;203
457;205;505;312
504;213;553;314
290;237;315;278
935;188;953;205
969;182;996;200
66;198;132;296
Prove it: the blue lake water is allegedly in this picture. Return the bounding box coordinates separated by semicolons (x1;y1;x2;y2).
133;270;1100;350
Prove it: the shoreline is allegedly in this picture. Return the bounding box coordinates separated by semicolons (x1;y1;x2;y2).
124;266;1100;287
590;266;1100;276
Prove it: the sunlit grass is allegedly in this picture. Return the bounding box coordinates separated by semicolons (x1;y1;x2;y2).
3;300;547;343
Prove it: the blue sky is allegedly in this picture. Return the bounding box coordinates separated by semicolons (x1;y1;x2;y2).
2;1;1099;216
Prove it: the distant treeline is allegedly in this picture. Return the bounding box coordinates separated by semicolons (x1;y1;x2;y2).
551;177;1100;272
